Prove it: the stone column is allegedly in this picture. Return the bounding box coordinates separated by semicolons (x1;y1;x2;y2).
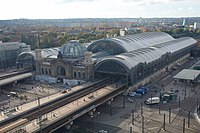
84;52;94;81
35;49;42;74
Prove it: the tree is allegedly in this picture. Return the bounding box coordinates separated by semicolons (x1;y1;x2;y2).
2;36;11;42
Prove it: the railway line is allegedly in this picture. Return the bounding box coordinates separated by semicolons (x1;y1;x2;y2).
0;75;120;133
169;91;199;124
158;87;200;133
0;71;18;80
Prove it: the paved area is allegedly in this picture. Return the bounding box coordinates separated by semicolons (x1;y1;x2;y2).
0;82;92;121
0;83;59;114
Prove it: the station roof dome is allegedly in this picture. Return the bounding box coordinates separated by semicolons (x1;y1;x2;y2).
60;40;87;58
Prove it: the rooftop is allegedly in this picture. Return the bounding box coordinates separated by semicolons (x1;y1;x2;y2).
173;69;200;80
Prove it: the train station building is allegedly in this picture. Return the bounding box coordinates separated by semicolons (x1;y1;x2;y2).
17;32;197;87
173;69;200;84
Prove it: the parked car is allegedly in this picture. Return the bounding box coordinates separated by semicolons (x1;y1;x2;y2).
139;87;149;93
135;89;145;95
134;93;143;98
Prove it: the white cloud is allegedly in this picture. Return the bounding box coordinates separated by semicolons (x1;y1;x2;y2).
178;8;183;11
188;7;193;10
0;0;199;19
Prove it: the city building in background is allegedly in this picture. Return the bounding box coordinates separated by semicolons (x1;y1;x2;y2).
194;22;200;29
0;41;30;70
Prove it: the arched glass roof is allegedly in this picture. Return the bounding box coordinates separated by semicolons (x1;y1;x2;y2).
88;32;174;55
17;51;35;62
17;47;59;62
95;37;196;73
60;40;87;58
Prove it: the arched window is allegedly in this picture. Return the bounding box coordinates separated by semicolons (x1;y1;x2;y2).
42;68;44;74
78;72;81;78
57;66;66;76
74;71;76;78
49;69;51;75
45;68;48;74
82;72;85;79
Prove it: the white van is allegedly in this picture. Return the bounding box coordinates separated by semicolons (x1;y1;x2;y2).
145;97;160;105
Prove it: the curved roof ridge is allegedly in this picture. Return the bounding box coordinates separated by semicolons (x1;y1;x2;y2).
95;36;196;71
88;32;175;54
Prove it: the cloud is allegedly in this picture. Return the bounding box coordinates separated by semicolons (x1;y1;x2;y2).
178;8;183;11
123;0;165;6
123;0;143;1
123;0;189;3
188;7;193;10
54;0;95;4
57;0;95;3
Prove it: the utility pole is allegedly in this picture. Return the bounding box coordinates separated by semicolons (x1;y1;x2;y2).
183;118;185;133
142;116;144;133
20;97;22;110
188;111;190;128
163;114;166;131
159;105;161;114
141;102;143;117
197;99;199;114
179;96;180;111
130;127;132;133
131;109;134;125
184;80;186;99
169;108;171;123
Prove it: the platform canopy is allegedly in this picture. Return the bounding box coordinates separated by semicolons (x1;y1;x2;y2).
173;69;200;81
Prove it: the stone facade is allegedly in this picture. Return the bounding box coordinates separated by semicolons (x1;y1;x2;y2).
34;49;94;85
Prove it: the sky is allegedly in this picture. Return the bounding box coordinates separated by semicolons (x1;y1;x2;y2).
0;0;200;20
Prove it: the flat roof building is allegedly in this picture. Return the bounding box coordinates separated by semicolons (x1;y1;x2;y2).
173;69;200;83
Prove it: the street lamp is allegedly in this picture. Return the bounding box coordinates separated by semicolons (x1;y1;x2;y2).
184;80;187;99
8;96;11;110
6;94;11;110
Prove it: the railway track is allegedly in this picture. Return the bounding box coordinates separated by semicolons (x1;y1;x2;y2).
0;75;119;133
167;88;200;132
